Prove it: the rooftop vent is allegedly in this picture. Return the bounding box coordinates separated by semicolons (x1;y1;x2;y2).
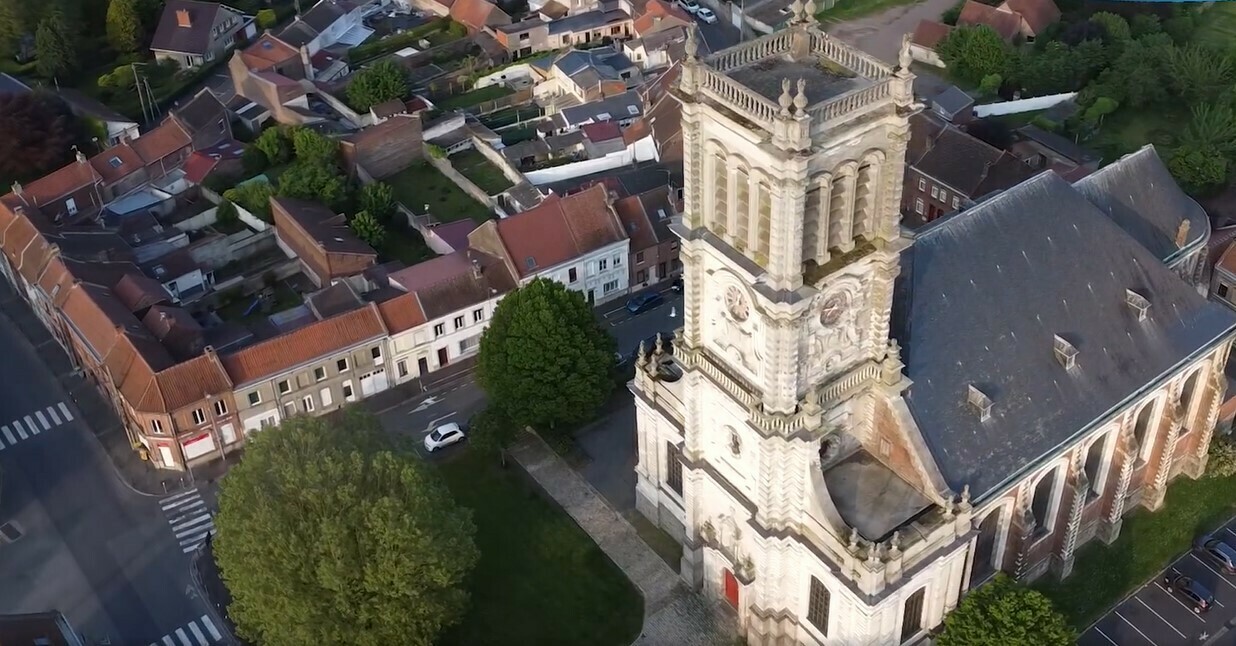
1126;289;1150;321
153;265;166;277
1053;335;1078;370
967;385;992;421
108;156;123;168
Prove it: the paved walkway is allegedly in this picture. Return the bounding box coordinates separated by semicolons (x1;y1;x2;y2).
508;434;735;645
826;0;956;63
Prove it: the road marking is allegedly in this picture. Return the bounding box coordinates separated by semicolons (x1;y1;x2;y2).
0;426;12;444
161;489;200;504
1154;582;1208;621
1135;596;1187;637
23;416;37;435
58;402;72;421
35;411;49;430
408;395;440;414
1190;553;1236;589
47;406;60;425
160;489;215;554
1115;610;1159;645
175;628;190;645
1226;527;1236;539
1091;626;1119;646
162;636;175;646
200;616;222;641
423;413;456;434
188;621;208;645
173;514;214;536
161;494;205;510
13;421;27;440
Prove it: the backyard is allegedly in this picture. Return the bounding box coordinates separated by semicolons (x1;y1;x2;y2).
386;162;493;222
215;282;303;323
450;150;515;195
436;451;644;646
1034;471;1236;628
434;85;515;111
376;224;435;265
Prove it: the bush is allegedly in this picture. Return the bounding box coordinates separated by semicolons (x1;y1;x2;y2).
1030;115;1059;132
202;172;240;194
1208;433;1236;478
942;0;963;25
223;181;276;221
256;8;277;28
216;200;239;226
241;146;269;176
426;143;447;159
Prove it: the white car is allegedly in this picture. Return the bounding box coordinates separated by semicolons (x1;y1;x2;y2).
424;422;466;452
696;7;718;23
678;0;700;14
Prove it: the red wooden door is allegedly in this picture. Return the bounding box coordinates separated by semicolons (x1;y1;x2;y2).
723;569;739;608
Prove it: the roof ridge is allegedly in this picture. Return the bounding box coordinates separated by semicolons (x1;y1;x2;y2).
916;170;1058;239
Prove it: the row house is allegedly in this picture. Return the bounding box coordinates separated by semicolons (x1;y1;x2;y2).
381;248;518;382
272;196;378;287
613;185;680;290
222;304;392;433
277;0;373;56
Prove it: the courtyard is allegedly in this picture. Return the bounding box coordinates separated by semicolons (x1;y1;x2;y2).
386;163;493;223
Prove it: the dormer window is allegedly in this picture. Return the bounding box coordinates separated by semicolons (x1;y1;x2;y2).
967;385;992;421
1126;289;1150;321
1053;335;1077;370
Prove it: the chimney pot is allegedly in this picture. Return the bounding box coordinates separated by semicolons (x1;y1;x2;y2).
176;8;192;28
11;181;21;195
1176;220;1191;248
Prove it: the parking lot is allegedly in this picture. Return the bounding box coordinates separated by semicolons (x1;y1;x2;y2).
1080;521;1236;646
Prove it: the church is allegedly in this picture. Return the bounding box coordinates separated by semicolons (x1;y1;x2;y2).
630;7;1236;644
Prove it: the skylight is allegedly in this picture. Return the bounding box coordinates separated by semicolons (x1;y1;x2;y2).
108;157;122;168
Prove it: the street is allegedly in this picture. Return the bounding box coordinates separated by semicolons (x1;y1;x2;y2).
0;292;227;645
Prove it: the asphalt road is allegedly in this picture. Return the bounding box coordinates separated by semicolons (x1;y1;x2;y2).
0;296;228;645
1079;520;1236;646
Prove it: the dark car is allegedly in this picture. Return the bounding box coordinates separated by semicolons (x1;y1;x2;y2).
626;291;664;314
1163;573;1215;613
1195;534;1236;574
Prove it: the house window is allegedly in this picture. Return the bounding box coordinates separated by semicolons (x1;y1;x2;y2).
914;198;924;215
247;392;260;406
151;419;164;434
520;32;530;40
636;251;645;263
603;280;619;293
283;401;296;418
192;409;206;425
337;358;349;372
665;442;683;494
434;323;445;337
614;255;622;267
901;588;925;642
569;268;578;282
371;346;383;365
302;395;315;412
473;308;484;322
398;360;408;378
939;189;949;203
342;381;355;402
460;336;478;354
214;400;228;416
917;178;926;191
454;315;465;330
314;366;326;382
277;379;291;394
636;269;648;283
930;186;939;199
952;196;960;209
610;26;621;34
807;577;830;636
599;258;608;271
1220;283;1231;298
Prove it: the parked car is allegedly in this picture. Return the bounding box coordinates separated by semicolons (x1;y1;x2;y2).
677;0;700;13
696;7;718;23
1195;534;1236;574
670;276;683;293
424;422;467;452
1163;573;1214;613
626;291;664;314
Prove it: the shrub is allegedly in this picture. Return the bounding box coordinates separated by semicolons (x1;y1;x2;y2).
241;146;269;176
1208;433;1236;478
256;8;277;28
216;200;239;226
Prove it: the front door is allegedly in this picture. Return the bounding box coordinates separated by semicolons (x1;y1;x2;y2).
437;348;449;367
722;569;739;608
417;357;429;376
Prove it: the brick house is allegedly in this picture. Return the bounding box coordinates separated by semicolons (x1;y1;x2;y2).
614;185;679;289
151;0;256;68
340;114;424;179
271;196;377;287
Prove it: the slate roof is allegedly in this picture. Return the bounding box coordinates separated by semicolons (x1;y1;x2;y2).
931;86;973;121
56;88;135;125
151;0;245;55
561;90;643;127
547;9;629;36
1017;124;1100;166
911;124;1035;198
0;72;29;95
388;249;516;319
1073;146;1208;264
272;196;376;256
895;170;1236;499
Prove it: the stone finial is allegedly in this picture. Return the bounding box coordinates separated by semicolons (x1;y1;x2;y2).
889;531;902;558
654;333;665;356
804;0;817;21
898;33;913;72
789;0;804;22
866;542;881;566
685;26;699;60
942;495;955;517
959;484;972;513
793;78;808;113
635;340;648;368
848;527;860;551
778;79;793;116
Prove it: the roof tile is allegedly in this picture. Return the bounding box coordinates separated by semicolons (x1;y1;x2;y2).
221;304;388;384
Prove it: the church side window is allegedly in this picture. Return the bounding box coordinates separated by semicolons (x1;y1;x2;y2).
712;154;728;236
807;577;830;636
734;169;750;252
755;181;772;262
665;442;683;495
900;587;925;642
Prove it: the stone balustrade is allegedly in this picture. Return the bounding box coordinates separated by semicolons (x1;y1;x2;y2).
705;29;796;71
809;80;893;124
810;31;893;79
698;67;782;130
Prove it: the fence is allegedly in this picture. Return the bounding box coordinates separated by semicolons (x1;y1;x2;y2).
470;136;530;188
188;229;278;271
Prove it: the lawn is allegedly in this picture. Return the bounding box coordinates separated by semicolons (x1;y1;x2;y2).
386;162;493;222
481;106;543;129
450;150;515;195
1033;472;1236;628
1196;2;1236;49
435;85;515;111
376;225;435;265
815;0;919;23
1085;107;1184;163
437;451;644;646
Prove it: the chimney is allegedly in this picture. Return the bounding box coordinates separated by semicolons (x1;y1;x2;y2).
471;258;482;279
1176;220;1191;248
176;8;192;28
75;148;87;164
300;45;315;81
10;181;21;196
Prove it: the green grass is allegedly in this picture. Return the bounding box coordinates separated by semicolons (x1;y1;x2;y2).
437;451;644;646
815;0;919;23
450;150;514;194
1086;107;1185;163
1033;473;1236;629
1196;3;1236;49
377;225;435;265
435;85;515;111
386;162;493;222
481;106;542;129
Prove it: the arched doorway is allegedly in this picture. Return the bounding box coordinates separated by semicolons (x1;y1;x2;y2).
970;509;1003;584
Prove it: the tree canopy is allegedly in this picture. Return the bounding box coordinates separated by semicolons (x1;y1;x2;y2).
936;25;1010;87
359;181;397;223
105;0;144;53
349;210;386;247
254;127;292;166
937;575;1075;646
278;161;350;210
477;278;615;435
346;60;409;112
34;10;76;79
214;412;478;646
0;91;90;187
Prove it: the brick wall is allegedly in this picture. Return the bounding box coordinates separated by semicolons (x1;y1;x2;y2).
343;116;425;180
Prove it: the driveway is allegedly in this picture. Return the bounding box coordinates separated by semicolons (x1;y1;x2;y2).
825;0;955;63
1079;521;1236;646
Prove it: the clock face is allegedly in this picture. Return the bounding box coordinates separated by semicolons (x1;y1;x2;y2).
819;293;847;327
724;286;749;322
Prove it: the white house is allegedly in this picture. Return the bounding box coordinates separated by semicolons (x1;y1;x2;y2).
277;0;376;56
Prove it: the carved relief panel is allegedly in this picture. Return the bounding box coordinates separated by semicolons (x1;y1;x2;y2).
804;273;870;384
705;276;763;383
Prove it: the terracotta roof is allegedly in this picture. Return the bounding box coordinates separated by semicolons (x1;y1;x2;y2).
151;0;240;55
150;351;233;412
957;1;1021;41
342;113;421;149
376;291;428;333
1002;0;1059;34
539;0;567;18
182;152;220;184
451;0;507;30
240;34;300;70
16;158;98;208
113;272;172;312
614;193;658;252
90;144;145;185
582;120;623;142
633;0;691;35
221;304;388;385
142;304;205;360
131;120;193;166
494;183;625;277
622;117;650;146
388;249;517;319
912;20;952;49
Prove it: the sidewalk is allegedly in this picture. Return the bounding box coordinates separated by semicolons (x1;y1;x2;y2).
508;433;735;645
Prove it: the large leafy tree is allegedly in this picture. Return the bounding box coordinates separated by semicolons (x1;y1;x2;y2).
937;575;1075;646
253;127;292;166
291;127;339;166
214;412;478;646
346;60;409;111
477;278;615;435
1086;33;1174;109
278;161;350;210
0;0;28;57
349;209;386;247
34;10;76;79
936;25;1010;87
105;0;144;53
0;91;89;186
359;181;397;223
1170;45;1233;105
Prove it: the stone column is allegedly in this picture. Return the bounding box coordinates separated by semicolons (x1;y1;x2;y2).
1053;453;1089;579
767;174;805;291
1099;426;1135;544
1146;402;1184;511
1013;498;1037;581
1187;367;1226;478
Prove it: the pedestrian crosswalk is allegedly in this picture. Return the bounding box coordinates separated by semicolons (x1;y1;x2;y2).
148;615;224;646
160;488;215;554
0;402;73;451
